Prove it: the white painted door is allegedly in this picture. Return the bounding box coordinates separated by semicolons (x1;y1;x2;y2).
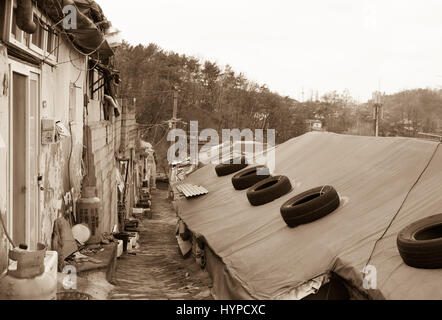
11;71;26;247
9;62;40;249
28;72;40;248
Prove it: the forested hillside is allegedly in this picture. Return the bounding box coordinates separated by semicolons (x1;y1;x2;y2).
114;42;442;170
114;42;303;143
380;89;442;136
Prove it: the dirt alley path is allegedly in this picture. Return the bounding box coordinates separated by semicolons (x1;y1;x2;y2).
108;185;213;300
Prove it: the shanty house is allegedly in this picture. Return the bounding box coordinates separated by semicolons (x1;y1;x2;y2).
0;0;129;276
175;132;442;300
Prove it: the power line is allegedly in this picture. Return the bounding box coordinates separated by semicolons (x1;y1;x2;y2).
364;142;441;268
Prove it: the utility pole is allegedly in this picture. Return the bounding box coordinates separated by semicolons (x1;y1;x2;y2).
168;86;179;200
173;86;178;129
168;86;179;136
372;91;383;137
374;104;380;137
168;86;179;155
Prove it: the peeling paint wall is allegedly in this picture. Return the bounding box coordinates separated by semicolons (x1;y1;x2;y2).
0;1;124;264
119;102;138;212
84;118;117;235
84;101;138;235
0;44;9;275
119;100;137;154
39;39;87;247
0;38;131;256
84;121;117;235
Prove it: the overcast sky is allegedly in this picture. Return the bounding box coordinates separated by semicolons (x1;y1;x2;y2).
99;0;442;102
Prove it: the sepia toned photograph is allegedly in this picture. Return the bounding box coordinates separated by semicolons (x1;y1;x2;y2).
0;0;441;307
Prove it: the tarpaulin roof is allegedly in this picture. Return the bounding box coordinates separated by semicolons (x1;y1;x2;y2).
72;0;109;30
176;132;442;300
199;141;268;165
37;0;114;58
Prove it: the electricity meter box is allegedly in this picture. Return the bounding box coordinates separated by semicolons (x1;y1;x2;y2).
41;119;56;145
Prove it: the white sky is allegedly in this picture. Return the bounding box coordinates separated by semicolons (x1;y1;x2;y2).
99;0;442;102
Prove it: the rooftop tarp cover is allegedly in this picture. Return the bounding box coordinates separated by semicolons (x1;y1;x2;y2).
37;0;114;58
176;132;442;300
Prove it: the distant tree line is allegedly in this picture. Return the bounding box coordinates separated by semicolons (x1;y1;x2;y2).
377;89;442;137
114;42;442;171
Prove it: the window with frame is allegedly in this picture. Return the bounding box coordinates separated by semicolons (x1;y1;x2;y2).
31;15;44;50
8;0;58;62
10;6;30;46
46;28;57;54
89;68;105;101
11;7;17;38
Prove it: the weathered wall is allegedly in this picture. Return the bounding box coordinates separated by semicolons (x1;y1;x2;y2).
0;38;129;256
119;100;137;153
0;44;9;275
84;100;138;235
39;38;87;246
84;114;117;235
119;101;138;212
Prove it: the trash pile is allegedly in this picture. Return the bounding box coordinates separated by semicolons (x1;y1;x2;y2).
52;216;141;272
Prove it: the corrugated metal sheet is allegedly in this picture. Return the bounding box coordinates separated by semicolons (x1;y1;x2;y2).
176;184;209;198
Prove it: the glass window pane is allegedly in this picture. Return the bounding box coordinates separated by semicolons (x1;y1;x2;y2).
11;9;17;38
31;16;39;46
31;16;44;49
47;31;52;52
23;32;29;46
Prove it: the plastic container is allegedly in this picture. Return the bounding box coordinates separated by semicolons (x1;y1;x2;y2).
76;187;101;244
8;243;46;279
117;240;123;258
113;232;130;252
127;237;134;252
127;232;139;245
0;251;58;300
124;219;139;232
127;234;138;252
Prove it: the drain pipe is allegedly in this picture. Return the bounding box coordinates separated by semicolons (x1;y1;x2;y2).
16;0;37;34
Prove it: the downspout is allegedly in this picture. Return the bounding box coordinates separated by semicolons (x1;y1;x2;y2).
16;0;37;34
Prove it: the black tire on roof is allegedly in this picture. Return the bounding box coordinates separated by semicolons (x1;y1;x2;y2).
215;156;248;177
246;175;292;206
280;186;340;228
397;214;442;269
231;166;271;190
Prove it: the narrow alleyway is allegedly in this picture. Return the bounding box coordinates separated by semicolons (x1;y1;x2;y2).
108;183;213;300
